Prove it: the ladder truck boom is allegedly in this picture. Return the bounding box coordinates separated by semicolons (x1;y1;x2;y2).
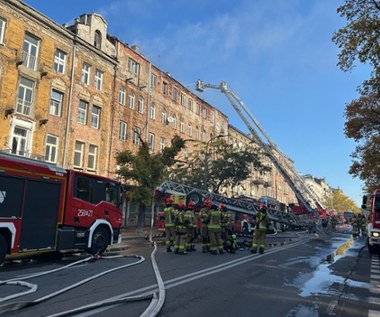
156;180;313;228
195;79;324;215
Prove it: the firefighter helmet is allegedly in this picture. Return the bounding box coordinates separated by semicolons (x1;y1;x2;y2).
218;204;226;211
166;197;174;205
178;201;186;210
188;200;195;209
204;199;212;207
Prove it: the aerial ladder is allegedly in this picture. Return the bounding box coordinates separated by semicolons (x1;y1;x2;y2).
195;80;325;216
156;180;313;228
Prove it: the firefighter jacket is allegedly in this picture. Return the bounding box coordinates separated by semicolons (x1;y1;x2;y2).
184;210;195;228
176;210;187;234
164;206;176;227
222;211;234;229
208;209;222;229
200;207;210;226
256;211;270;231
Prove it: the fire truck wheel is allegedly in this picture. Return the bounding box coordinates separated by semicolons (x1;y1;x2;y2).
88;227;110;255
0;235;6;265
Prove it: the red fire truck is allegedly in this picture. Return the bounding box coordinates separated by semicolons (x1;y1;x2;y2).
0;152;123;264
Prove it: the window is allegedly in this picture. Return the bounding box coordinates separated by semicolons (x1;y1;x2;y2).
88;144;98;170
202;107;207;119
54;49;67;74
148;133;155;150
94;30;102;49
172;88;178;102
17;77;34;116
163;82;168;95
73;141;85;168
159;137;165;153
161;111;167;125
195;126;199;140
119;121;128;141
180;118;184;133
11;126;29;156
128;58;140;75
170;115;177;129
77;100;88;124
195;103;200;114
133;127;140;145
81;62;91;85
129;91;135;109
50;89;63;116
188;99;193;111
150;73;157;88
118;87;126;105
180;94;185;107
138;96;144;114
45;134;58;163
91;105;101;129
22;33;39;70
210;111;215;123
188;123;192;137
94;69;103;90
149;103;156;120
0;18;6;44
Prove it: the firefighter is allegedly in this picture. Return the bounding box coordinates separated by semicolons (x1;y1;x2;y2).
208;203;224;255
351;213;359;239
358;213;367;237
250;204;270;254
163;196;177;252
174;201;188;255
200;199;211;252
220;204;235;253
184;200;196;252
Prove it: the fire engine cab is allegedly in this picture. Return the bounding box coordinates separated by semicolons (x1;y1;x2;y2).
362;189;380;254
0;152;123;264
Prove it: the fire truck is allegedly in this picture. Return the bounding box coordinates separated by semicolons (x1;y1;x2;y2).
362;190;380;254
0;152;123;264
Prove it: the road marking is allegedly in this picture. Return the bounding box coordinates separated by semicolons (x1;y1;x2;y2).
370;256;380;317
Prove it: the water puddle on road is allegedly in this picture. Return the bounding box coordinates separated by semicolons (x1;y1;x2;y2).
295;238;368;297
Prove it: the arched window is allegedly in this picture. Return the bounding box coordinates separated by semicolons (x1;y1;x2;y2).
94;30;102;49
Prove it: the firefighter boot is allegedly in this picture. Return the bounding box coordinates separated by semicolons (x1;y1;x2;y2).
166;247;172;252
250;248;257;254
259;247;264;254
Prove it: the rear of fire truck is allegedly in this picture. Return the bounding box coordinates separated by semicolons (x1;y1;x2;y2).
362;189;380;254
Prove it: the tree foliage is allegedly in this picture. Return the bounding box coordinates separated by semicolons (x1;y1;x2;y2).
323;188;360;212
170;139;271;194
116;134;185;206
332;0;380;191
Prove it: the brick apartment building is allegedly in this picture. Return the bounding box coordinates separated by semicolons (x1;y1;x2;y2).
0;0;305;214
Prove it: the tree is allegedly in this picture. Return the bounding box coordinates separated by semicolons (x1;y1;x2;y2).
332;0;380;190
332;0;380;95
116;134;185;229
323;188;360;212
344;94;380;191
170;139;271;194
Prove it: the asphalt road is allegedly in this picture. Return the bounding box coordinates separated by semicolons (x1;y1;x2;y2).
0;231;377;317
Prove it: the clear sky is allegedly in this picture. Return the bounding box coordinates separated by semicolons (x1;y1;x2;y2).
23;0;370;206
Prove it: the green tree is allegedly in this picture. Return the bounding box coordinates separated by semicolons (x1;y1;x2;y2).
116;134;185;229
323;188;360;212
332;0;380;190
170;139;271;194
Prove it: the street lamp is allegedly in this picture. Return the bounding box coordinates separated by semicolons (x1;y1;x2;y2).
203;134;226;190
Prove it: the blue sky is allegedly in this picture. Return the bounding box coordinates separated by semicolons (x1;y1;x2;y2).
24;0;370;206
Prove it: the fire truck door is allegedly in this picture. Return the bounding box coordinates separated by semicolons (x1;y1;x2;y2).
19;179;60;251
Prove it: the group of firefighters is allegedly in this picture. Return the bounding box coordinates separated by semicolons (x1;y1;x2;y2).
162;196;270;255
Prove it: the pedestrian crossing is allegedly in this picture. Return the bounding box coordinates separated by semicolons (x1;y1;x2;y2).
369;256;380;316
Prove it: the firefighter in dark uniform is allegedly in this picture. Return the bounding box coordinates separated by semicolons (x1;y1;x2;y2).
208;203;224;255
358;213;367;237
174;201;188;255
163;196;177;252
184;200;196;252
351;213;359;239
200;199;212;253
250;204;270;254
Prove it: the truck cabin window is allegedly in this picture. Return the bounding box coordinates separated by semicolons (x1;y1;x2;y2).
374;194;380;219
